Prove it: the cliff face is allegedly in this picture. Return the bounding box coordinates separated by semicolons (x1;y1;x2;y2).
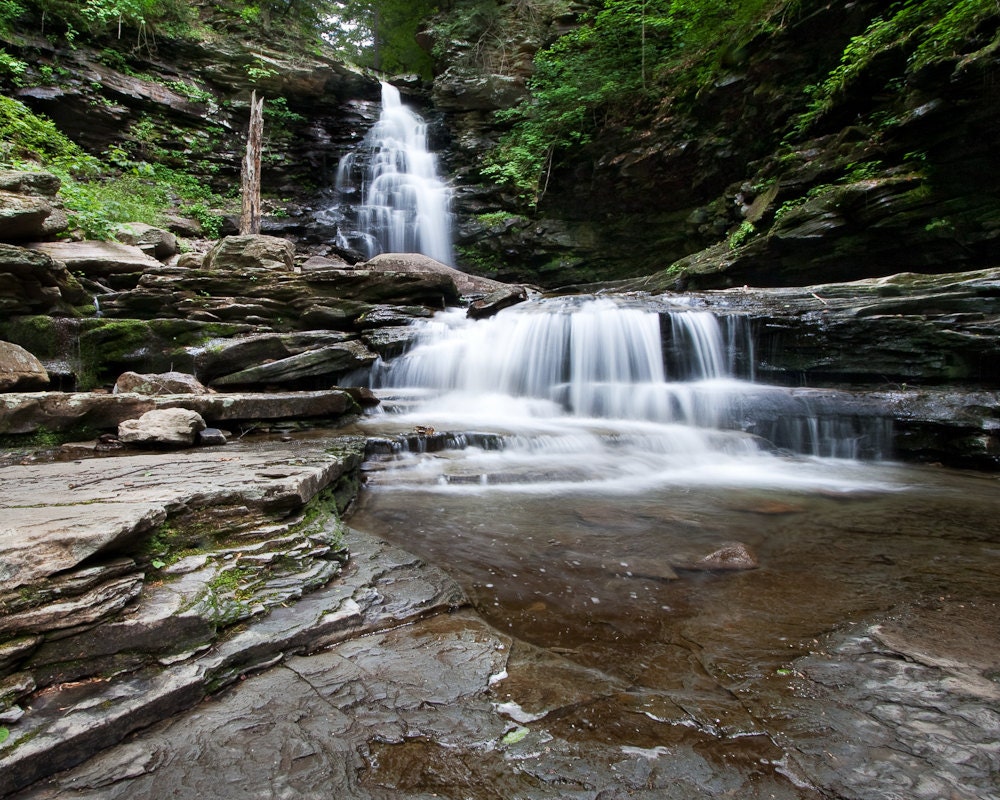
430;0;1000;289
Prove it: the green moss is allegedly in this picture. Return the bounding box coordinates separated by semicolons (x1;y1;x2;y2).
0;315;60;359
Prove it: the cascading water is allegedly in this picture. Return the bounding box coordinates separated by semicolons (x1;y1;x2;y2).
360;296;893;493
333;82;454;265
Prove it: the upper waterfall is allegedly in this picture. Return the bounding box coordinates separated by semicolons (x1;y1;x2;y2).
334;82;454;265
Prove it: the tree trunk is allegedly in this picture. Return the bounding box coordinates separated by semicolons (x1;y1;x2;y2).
240;91;264;236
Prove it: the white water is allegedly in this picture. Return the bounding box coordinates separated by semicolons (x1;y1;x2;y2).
360;297;897;494
334;82;454;265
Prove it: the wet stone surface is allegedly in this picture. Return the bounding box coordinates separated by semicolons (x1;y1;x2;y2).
5;443;1000;799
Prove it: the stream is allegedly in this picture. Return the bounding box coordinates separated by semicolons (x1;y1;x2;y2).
344;295;1000;798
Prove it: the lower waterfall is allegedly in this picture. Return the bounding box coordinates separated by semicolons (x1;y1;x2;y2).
359;296;893;493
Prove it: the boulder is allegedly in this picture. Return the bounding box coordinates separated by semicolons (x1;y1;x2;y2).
0;341;49;391
118;408;207;448
204;235;295;271
467;285;528;319
114;223;178;261
114;371;213;396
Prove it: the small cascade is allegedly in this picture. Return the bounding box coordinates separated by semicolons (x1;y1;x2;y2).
363;296;892;482
334;82;454;265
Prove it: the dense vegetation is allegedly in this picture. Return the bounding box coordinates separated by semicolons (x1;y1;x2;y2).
479;0;999;206
0;0;434;238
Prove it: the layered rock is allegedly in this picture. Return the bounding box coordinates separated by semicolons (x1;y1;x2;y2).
0;171;68;241
0;241;87;316
0;389;360;436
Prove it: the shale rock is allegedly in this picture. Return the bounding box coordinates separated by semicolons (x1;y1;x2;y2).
0;342;49;392
0;170;67;241
209;339;377;391
26;241;162;290
0;243;86;314
0;389;359;435
118;407;207;447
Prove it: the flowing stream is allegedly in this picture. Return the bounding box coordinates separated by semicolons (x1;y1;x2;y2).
346;295;1000;797
333;82;454;264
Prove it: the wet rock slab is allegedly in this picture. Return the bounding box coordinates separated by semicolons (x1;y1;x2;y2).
0;525;466;797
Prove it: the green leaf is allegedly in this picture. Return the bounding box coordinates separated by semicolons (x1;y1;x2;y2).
151;559;166;569
0;727;10;744
501;726;530;745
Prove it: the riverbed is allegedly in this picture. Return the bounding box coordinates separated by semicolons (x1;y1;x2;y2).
348;442;1000;799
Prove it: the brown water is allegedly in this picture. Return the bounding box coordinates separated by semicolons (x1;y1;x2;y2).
348;452;1000;798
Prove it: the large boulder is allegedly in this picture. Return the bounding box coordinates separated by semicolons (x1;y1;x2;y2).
203;235;295;271
118;408;207;448
361;252;513;297
0;170;68;241
113;223;178;262
0;341;49;391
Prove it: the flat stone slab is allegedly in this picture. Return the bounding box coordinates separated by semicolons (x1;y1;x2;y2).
0;439;362;587
0;526;467;797
0;389;359;434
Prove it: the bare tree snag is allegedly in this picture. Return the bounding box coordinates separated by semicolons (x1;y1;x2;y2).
240;91;264;235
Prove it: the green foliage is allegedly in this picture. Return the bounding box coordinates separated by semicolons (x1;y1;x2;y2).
0;95;232;239
484;0;792;204
23;0;199;41
728;219;755;249
793;0;997;135
0;95;101;175
263;95;305;124
0;726;9;744
0;49;27;82
323;0;437;76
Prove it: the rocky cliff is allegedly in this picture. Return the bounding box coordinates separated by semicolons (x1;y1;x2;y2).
429;0;1000;289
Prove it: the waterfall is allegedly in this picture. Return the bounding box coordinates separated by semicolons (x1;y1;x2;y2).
334;82;454;265
366;297;892;470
